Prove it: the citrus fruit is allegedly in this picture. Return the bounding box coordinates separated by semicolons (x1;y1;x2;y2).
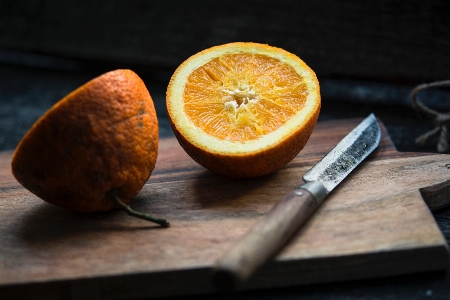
166;42;321;178
11;69;168;226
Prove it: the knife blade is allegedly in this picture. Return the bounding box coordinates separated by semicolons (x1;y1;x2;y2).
212;114;381;291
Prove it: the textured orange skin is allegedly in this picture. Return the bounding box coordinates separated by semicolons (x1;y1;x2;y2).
169;108;319;178
11;70;158;212
167;43;321;178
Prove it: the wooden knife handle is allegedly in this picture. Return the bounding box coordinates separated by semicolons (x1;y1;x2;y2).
212;182;326;291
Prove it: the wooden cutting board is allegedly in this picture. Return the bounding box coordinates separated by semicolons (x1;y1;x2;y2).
0;118;449;299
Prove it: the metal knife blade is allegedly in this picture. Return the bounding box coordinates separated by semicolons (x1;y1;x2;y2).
213;114;381;292
303;113;381;193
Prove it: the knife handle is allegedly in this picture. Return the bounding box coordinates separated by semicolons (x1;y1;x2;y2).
212;182;327;292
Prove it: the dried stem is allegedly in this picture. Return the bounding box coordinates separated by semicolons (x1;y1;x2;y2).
107;190;169;227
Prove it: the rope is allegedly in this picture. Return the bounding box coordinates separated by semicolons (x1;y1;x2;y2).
411;80;450;153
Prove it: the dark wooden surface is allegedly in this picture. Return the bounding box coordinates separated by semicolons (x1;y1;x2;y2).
1;0;450;83
213;188;319;291
0;59;450;300
1;117;449;299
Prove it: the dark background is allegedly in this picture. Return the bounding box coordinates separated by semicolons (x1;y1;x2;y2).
1;1;450;299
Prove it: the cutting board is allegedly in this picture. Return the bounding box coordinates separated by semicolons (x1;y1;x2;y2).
0;118;449;299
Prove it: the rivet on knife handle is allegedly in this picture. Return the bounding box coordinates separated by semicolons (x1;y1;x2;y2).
212;181;327;291
212;114;381;292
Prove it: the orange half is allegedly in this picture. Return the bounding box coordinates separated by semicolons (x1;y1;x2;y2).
167;42;321;178
11;70;159;212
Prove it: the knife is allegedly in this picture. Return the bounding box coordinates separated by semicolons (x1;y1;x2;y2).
212;113;381;291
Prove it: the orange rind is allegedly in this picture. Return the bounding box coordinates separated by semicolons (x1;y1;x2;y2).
167;42;321;178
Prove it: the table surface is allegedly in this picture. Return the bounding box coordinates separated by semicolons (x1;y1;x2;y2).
1;58;449;300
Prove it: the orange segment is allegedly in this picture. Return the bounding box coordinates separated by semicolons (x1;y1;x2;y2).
184;54;308;141
167;42;321;178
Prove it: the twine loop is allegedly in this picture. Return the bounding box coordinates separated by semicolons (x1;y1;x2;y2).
411;80;450;153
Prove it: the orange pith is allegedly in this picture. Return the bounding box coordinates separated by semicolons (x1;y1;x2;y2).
184;53;308;141
167;42;321;178
11;69;159;212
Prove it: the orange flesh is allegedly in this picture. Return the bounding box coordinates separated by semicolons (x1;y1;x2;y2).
183;53;308;141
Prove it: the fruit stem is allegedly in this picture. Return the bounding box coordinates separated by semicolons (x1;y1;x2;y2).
107;190;170;227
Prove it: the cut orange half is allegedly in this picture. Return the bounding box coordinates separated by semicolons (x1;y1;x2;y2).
166;42;321;178
12;70;159;213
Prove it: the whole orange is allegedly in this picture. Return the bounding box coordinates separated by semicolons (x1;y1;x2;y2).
166;42;321;178
11;70;164;223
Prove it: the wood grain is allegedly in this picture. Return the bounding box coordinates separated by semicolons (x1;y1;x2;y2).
0;118;449;299
213;188;319;291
